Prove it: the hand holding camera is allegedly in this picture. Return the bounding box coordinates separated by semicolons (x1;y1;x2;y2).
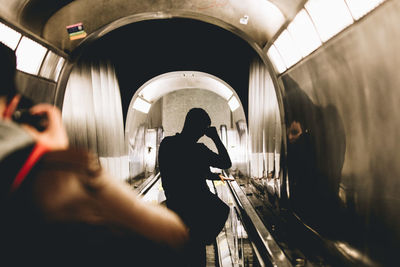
13;108;48;132
19;104;69;150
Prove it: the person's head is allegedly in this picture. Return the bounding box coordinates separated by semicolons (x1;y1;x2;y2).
0;42;19;119
287;120;303;144
181;108;211;141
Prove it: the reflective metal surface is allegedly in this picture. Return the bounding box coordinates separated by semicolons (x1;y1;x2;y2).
229;180;292;267
248;57;283;199
280;1;399;265
15;71;57;104
0;0;298;53
2;0;400;266
62;57;127;179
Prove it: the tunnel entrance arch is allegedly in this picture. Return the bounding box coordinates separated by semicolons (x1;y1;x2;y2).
127;71;245;113
60;14;285;208
125;71;248;181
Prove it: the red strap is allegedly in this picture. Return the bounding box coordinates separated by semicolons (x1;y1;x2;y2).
10;143;49;193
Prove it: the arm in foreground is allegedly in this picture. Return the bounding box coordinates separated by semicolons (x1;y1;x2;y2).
33;151;189;249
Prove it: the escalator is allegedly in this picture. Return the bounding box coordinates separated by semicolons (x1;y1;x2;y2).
137;173;292;267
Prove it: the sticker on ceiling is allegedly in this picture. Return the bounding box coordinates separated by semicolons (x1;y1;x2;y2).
240;15;249;25
66;23;87;40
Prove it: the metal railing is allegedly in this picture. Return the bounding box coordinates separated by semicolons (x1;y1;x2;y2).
138;172;293;267
221;171;293;267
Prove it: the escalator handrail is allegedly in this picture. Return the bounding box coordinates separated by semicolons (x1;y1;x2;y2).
222;171;293;267
137;172;292;266
137;173;161;196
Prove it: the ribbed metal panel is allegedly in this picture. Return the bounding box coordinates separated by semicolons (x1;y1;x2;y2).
278;2;399;264
15;71;57;104
248;58;282;179
62;60;127;180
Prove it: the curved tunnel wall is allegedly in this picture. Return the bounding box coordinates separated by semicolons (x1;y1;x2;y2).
2;1;399;264
62;59;127;180
40;0;285;52
125;71;248;179
126;88;236;178
279;1;400;264
0;20;67;108
248;57;282;181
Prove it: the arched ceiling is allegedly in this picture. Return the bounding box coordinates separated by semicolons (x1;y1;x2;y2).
0;0;305;53
133;71;241;103
79;18;257;121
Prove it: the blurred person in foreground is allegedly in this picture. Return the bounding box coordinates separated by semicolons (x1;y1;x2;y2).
0;42;188;267
158;108;233;266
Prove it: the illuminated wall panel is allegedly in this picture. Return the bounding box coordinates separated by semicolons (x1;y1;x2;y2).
305;0;353;42
345;0;385;20
0;22;21;50
267;44;287;74
39;50;65;81
274;30;302;68
15;36;47;75
287;9;322;57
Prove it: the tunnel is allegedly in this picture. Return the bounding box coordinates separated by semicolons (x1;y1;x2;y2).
0;0;398;266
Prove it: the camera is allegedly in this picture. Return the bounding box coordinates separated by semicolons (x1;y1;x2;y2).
12;96;48;132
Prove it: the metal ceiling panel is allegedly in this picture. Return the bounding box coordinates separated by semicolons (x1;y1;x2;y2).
0;0;302;53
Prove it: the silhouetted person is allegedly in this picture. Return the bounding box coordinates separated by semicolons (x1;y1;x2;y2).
158;108;232;266
0;42;188;267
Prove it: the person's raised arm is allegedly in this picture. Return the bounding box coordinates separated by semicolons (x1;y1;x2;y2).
205;126;232;169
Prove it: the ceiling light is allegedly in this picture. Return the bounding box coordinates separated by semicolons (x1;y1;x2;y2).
273;30;302;68
345;0;384;20
267;45;287;73
287;9;322;57
305;0;353;42
228;96;240;112
15;36;47;75
39;50;65;81
132;97;151;113
0;22;21;50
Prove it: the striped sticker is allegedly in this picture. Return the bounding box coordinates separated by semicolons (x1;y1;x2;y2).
66;22;87;40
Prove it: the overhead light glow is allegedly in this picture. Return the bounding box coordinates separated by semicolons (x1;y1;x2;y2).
345;0;384;20
273;30;302;68
133;97;151;113
288;9;322;57
228;96;240;112
15;37;47;75
0;22;22;50
305;0;354;42
201;76;233;100
267;45;287;74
